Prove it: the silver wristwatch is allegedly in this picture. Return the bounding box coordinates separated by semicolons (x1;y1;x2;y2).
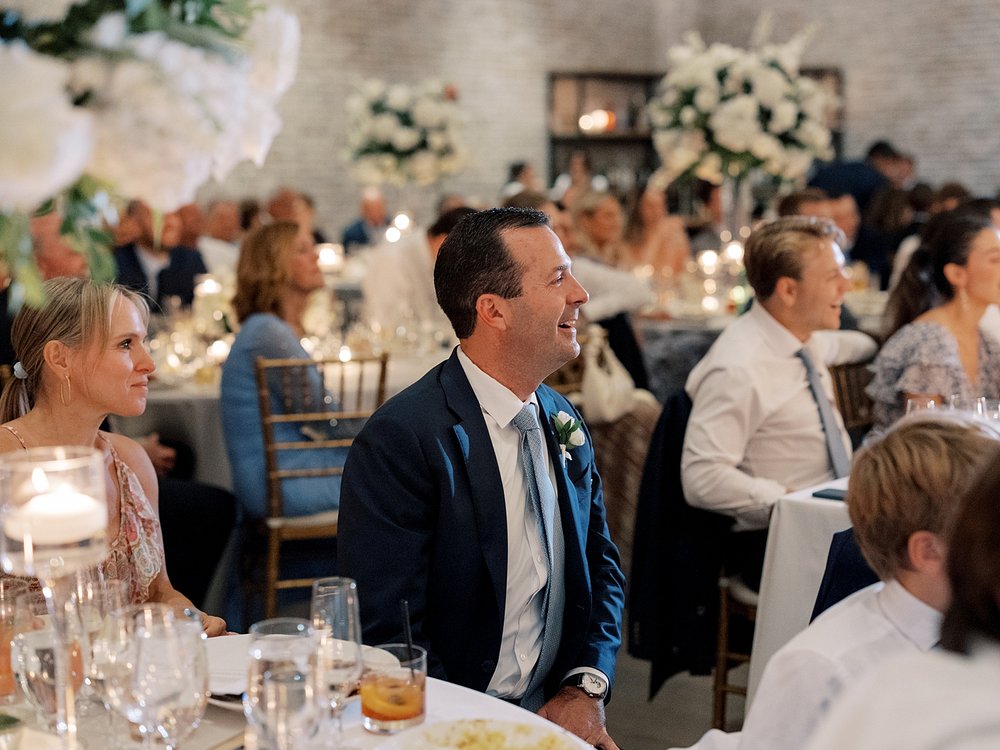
565;672;608;700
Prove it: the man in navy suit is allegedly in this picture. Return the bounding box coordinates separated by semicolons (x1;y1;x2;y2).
114;200;207;310
339;208;624;748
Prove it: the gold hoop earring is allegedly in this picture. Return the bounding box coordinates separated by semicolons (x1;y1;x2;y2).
59;375;71;407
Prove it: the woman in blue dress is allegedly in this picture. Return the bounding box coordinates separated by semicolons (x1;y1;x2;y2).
221;221;346;520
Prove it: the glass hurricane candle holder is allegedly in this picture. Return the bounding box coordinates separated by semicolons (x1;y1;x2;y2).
0;446;108;749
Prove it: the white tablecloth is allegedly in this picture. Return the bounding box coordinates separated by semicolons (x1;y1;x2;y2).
109;351;449;491
746;478;851;706
5;677;589;750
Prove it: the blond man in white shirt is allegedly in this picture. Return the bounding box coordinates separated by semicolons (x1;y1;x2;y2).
682;217;875;584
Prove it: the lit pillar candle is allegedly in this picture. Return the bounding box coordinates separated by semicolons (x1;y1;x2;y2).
4;487;106;546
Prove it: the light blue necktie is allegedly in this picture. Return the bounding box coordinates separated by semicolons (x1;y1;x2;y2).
511;403;565;711
797;348;852;478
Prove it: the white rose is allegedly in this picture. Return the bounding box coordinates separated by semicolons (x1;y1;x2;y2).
385;84;412;111
568;428;585;447
427;130;449;152
85;12;128;50
648;105;672;129
85;56;218;210
370;112;399;142
4;0;83;24
709;95;761;153
407;150;439;185
749;132;783;162
795;119;832;153
0;41;93;212
749;65;788;108
352;155;387;186
390;126;421;152
244;6;300;98
782;148;816;180
768;99;798;134
679;106;697;126
693;84;719;112
554;411;573;429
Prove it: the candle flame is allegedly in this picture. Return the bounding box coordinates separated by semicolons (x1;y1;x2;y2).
30;468;49;493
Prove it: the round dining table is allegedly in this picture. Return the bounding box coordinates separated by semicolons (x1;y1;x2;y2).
7;676;592;750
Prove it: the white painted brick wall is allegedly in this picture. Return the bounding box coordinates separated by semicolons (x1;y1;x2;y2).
206;0;999;238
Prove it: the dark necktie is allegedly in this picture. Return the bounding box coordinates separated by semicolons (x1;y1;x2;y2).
797;348;851;478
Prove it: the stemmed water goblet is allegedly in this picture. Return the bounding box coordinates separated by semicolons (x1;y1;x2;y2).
311;577;363;748
101;603;208;749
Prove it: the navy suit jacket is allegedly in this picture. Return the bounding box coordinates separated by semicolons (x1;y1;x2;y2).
114;242;208;309
338;349;625;701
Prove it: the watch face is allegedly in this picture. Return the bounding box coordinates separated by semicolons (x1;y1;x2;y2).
582;673;606;696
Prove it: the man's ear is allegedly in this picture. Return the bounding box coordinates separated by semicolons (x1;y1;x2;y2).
772;276;798;308
42;339;71;377
906;530;946;575
475;294;512;333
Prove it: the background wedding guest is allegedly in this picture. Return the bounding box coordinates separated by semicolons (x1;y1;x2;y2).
361;206;475;343
678;414;997;750
551;150;609;210
114;200;208;310
501;160;542;200
0;277;226;634
804;439;1000;750
868;210;1000;432
682;217;876;587
341;186;389;253
220;221;346;521
339;208;624;748
197;199;243;277
621;186;691;276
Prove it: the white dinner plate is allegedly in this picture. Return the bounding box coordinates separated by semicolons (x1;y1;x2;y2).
207;633;397;697
375;719;581;750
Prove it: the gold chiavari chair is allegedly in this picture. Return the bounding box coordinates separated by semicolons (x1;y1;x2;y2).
247;352;388;618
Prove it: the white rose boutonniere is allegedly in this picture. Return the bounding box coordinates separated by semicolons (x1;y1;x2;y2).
552;411;586;468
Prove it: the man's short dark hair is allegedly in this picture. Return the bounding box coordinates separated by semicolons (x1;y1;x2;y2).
434;207;550;339
428;207;477;238
776;188;830;217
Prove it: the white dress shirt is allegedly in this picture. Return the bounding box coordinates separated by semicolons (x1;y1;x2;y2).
805;642;1000;750
682;302;877;530
571;256;655;322
362;231;452;341
456;348;560;699
675;580;940;750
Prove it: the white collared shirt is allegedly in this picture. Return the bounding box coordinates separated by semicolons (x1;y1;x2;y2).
682;302;877;530
456;347;559;699
134;244;171;303
702;580;939;750
805;643;1000;750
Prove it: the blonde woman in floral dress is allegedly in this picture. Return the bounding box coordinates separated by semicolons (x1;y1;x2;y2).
0;278;227;635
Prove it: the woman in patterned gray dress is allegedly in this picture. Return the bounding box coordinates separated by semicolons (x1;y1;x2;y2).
868;211;1000;433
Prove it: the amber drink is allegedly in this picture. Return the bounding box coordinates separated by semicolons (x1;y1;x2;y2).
361;643;426;733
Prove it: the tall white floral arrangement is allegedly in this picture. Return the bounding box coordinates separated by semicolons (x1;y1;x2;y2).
647;24;836;188
347;79;464;187
0;0;299;305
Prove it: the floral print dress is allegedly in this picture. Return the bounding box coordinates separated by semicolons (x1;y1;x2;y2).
866;321;1000;434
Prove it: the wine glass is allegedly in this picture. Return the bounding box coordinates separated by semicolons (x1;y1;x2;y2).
11;590;86;730
81;577;129;746
0;578;28;706
102;603;208;749
245;618;322;750
311;577;363;748
905;396;939;415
